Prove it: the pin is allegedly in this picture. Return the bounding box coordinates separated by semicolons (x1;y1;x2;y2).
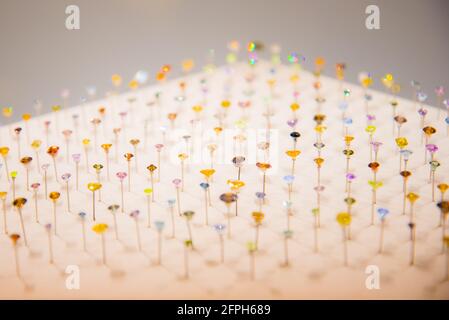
371;141;383;162
178;153;189;191
93;164;103;201
0;191;7;233
0;147;10;182
408;222;416;265
30;183;40;222
407;192;420;223
45;223;54;264
91;119;101;152
62;130;73;163
213;224;226;263
426;144;438;182
256;162;271;196
14;127;22;159
219;192;237;239
31;140;42;173
437;201;449;253
377;208;389;254
207;144;217;168
438;184;449;227
232;156;245;180
41;164;49;199
345;174;356;238
183;239;193;279
286;150;301;176
444;236;449;280
129;139;140;172
199;183;209;225
48;192;60;235
13;198;27;246
336;212;351;266
144;188;153;227
72;154;81;191
61;173;72;212
87;183;102;221
10;171;17;200
283;230;293;267
200;169;215;206
368;180;383;224
124;153;134;192
252;211;264;250
395;137;408;172
166;198;176;238
129;210;142;251
154;221;165;265
310;208;321;252
78;212;87;251
10;234;21;277
47;146;60;182
116;172;127;213
430;161;441;202
92;223;108;264
183;210;195;248
365;125;376;161
154;144;164;181
107;205;120;240
82;139;90;173
247;241;257;280
101;144;112;180
283;175;295;202
172;179;182;216
146;165;157;202
113;128;121;163
422;127;436;163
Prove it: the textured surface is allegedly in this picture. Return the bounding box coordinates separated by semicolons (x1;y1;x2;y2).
0;61;448;299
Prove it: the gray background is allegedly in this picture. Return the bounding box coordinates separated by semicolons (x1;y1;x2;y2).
1;0;448;123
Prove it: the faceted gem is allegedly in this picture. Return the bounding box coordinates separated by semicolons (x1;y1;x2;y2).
437;183;449;193
423;126;436;136
47;146;60;156
10;234;20;245
92;223;108;234
147;164;157;172
336;212;351;226
395;137;408;148
256;162;272;171
227;180;245;191
377;208;390;220
87;183;102;192
406;193;420;203
368;162;380;172
286;150;301;159
183;211;195;220
172;179;182;187
101;144;112;152
400;171;412;179
20;157;32;165
61;173;71;181
219;193;238;204
49;192;61;201
200;169;216;178
199;182;209;190
124;153;134;161
252;211;265;224
368;180;383;190
13;197;27;208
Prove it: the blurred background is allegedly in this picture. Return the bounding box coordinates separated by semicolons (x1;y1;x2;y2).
0;0;448;123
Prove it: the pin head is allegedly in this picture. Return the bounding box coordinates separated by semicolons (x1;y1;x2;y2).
336;212;351;226
92;223;108;234
13;197;27;208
